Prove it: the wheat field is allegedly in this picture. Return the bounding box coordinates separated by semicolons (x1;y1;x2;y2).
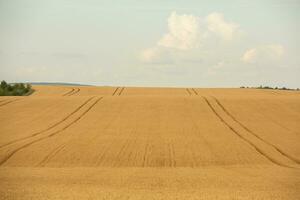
0;85;299;199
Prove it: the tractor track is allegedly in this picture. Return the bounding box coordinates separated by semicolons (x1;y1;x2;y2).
114;126;136;167
186;88;192;96
128;136;138;166
114;139;131;167
142;141;150;167
67;88;80;96
118;87;125;96
0;99;9;103
211;96;300;164
191;88;198;95
0;97;95;149
168;143;176;167
0;99;20;108
0;97;103;166
37;144;66;167
95;140;115;166
254;99;299;134
62;88;75;96
202;96;296;169
183;98;217;159
112;87;119;96
94;101;126;166
62;88;80;96
186;88;198;96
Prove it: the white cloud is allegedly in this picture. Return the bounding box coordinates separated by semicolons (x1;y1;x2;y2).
241;48;256;63
140;47;159;63
206;61;225;75
242;44;285;64
140;47;173;64
140;11;241;64
157;12;203;50
206;12;239;41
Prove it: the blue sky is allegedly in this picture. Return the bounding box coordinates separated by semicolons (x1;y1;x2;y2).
0;0;299;87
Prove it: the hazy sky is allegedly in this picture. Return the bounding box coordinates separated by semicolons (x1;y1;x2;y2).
0;0;299;87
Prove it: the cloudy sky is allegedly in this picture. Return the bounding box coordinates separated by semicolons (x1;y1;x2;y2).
0;0;299;87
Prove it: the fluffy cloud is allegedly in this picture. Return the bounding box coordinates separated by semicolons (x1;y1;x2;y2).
140;47;172;64
242;45;285;64
206;12;239;41
157;12;203;50
140;11;285;73
140;11;241;63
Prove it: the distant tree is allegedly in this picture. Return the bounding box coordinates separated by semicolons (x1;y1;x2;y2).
25;83;31;93
0;80;7;89
0;88;4;96
26;83;31;90
7;84;13;92
263;86;273;89
19;83;25;90
241;85;298;91
12;89;22;96
0;80;33;96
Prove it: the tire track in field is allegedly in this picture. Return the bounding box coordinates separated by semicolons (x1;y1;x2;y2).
168;143;176;167
127;135;138;166
183;98;217;160
142;141;149;167
37;144;66;167
112;87;119;96
184;97;210;167
254;99;300;134
192;88;198;95
95;139;117;166
186;88;192;96
0;97;103;166
114;139;131;167
118;87;125;96
191;144;198;168
0;99;20;108
94;101;127;166
202;96;296;168
0;99;9;103
67;88;80;96
113;126;136;167
94;122;123;167
62;88;75;96
211;96;300;164
0;97;95;149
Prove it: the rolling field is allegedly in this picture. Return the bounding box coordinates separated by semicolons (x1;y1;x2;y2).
0;85;299;199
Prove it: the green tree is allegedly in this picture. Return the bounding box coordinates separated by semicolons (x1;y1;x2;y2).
0;80;7;89
0;80;33;96
0;87;4;96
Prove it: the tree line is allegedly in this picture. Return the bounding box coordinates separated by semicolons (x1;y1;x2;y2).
0;80;33;96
